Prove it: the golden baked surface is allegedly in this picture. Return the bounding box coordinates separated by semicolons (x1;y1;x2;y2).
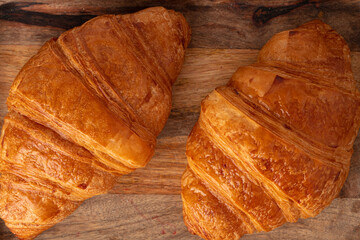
181;20;360;240
0;7;190;240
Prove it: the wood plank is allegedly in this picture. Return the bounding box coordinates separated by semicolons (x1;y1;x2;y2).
1;46;360;196
1;195;359;240
0;0;360;50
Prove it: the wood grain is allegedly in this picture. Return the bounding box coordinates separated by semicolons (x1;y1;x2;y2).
1;195;359;240
0;0;360;50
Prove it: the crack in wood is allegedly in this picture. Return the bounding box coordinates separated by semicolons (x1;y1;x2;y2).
253;0;314;26
0;2;96;29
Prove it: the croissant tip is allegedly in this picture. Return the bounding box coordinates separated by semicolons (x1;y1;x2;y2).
305;19;326;24
4;223;47;240
299;19;333;31
10;229;41;240
165;8;192;49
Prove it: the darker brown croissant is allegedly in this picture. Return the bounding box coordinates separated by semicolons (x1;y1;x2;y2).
0;7;190;240
181;20;360;240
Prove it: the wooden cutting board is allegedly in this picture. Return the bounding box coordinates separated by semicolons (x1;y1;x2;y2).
1;0;360;239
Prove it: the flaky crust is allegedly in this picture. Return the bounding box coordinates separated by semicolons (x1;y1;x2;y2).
0;7;190;240
181;20;360;240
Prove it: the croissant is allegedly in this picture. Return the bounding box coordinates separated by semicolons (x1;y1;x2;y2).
0;7;190;239
181;20;360;240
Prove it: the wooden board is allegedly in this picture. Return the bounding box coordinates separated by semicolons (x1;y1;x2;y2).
1;195;359;240
0;0;360;239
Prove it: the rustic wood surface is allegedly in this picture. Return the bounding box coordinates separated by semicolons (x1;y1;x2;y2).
0;0;359;239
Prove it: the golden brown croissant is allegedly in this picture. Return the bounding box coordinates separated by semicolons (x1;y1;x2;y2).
0;7;190;239
181;20;360;240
